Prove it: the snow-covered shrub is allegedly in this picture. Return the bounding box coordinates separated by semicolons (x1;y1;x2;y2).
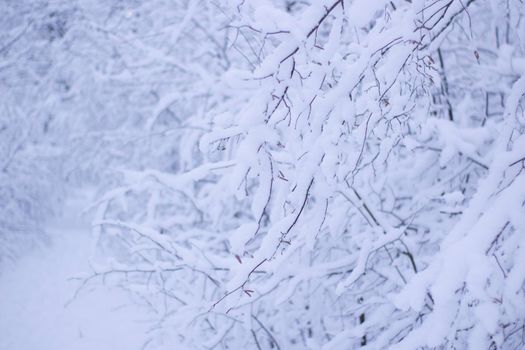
0;0;66;265
88;0;525;348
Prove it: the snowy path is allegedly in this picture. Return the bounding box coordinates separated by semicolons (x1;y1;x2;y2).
0;196;150;350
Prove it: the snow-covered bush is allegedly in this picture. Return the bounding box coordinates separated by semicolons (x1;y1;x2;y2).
0;0;66;265
86;0;525;348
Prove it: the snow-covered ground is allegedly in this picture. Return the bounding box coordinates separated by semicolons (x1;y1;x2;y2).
0;195;150;350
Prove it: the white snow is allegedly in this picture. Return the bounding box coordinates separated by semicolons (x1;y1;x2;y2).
0;195;151;350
